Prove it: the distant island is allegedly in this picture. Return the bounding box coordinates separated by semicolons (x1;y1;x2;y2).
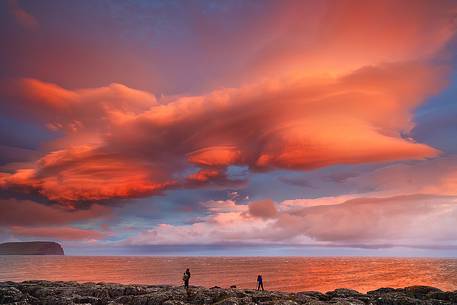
0;241;64;255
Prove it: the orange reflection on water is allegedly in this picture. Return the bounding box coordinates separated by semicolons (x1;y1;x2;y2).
1;256;456;292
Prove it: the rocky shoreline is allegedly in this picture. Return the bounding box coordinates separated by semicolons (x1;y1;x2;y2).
1;280;456;305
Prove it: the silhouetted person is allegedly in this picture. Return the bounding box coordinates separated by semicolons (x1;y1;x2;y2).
183;268;191;289
257;274;264;291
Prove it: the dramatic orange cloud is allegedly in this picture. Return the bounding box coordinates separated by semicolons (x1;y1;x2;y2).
1;78;156;132
0;0;455;209
187;146;241;167
0;145;176;203
245;0;457;81
95;62;447;174
187;169;223;183
1;0;456;251
0;62;447;204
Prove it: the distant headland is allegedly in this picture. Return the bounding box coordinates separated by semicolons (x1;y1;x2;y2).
0;241;64;255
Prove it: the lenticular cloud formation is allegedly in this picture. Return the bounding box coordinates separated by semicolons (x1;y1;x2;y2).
0;0;457;253
0;62;445;204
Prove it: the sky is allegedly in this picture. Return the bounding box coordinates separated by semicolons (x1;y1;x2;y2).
1;0;457;256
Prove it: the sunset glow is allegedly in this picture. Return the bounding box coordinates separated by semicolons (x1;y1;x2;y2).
1;0;457;256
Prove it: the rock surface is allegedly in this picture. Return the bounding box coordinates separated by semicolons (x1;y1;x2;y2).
0;242;64;255
0;281;456;305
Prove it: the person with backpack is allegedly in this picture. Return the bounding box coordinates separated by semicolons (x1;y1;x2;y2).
257;274;264;291
183;268;191;289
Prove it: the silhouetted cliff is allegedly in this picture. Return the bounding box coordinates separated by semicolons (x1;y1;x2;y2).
0;241;64;255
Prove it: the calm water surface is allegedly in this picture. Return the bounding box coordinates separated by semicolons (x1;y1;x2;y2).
1;256;456;293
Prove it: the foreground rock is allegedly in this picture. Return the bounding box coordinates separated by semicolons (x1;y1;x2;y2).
0;242;64;255
1;281;456;305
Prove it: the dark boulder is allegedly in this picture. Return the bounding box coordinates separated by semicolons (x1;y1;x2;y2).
325;288;363;299
397;286;443;301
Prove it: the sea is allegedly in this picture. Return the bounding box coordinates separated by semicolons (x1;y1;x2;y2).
1;256;456;293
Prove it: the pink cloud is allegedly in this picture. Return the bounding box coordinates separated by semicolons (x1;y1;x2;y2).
282;194;457;246
346;156;457;196
248;200;278;219
128;194;457;248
